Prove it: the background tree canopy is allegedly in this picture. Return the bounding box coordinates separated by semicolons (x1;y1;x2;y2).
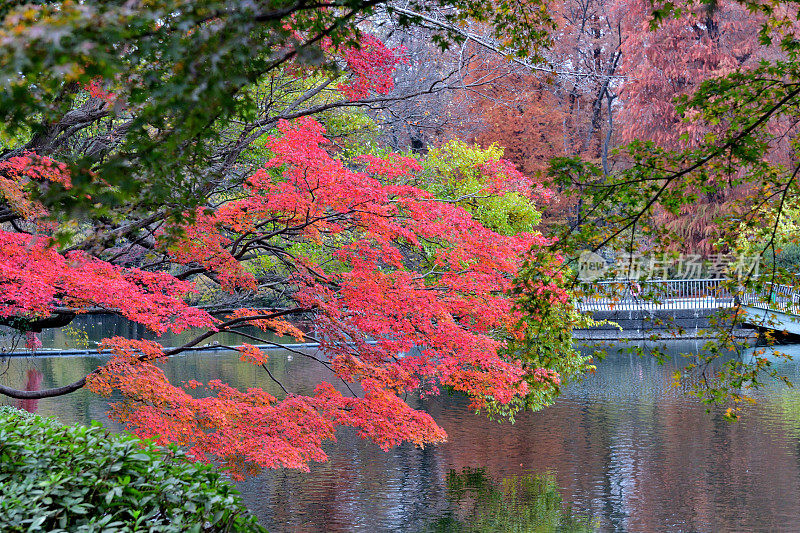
0;0;554;224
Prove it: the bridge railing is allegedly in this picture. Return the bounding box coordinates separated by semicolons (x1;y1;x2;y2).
740;282;800;316
577;279;733;312
578;278;800;316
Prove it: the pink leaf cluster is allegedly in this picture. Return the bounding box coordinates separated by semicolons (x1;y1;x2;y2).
84;78;116;104
202;117;562;410
226;309;305;342
0;231;213;334
0;152;71;220
337;35;407;100
88;338;445;479
3;118;567;476
161;211;257;292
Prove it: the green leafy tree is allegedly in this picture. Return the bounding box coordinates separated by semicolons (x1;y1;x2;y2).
420;140;547;235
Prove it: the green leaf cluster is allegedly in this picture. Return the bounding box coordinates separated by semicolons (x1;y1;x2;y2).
505;250;597;417
0;406;264;532
421;140;542;236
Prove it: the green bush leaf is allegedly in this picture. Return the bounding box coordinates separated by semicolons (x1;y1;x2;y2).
0;407;264;532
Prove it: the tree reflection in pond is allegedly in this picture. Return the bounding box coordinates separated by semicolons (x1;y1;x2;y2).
426;467;595;532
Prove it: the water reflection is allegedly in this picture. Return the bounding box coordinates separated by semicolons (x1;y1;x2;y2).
425;468;594;532
4;338;800;531
15;368;42;413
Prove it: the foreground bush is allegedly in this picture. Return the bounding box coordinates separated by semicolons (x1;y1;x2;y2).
0;406;264;532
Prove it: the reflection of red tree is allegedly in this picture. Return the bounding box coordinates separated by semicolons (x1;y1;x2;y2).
16;369;43;413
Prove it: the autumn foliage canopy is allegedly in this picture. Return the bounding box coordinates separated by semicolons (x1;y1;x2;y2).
0;9;585;475
8;0;795;474
0;118;578;476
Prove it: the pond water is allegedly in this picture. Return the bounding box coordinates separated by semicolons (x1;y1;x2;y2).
3;329;800;532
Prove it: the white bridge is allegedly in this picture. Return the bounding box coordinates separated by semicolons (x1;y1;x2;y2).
577;279;800;336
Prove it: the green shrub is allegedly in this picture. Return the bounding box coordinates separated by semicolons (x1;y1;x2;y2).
0;407;265;532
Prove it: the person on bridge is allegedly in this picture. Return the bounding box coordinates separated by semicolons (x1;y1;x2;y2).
629;281;642;298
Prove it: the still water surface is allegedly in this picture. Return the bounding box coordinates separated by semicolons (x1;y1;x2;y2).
3;327;800;532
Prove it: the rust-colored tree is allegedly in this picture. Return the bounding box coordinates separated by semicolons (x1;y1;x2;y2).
428;0;624;229
616;0;773;252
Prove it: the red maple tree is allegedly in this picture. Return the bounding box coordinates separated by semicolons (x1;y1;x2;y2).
0;114;575;477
